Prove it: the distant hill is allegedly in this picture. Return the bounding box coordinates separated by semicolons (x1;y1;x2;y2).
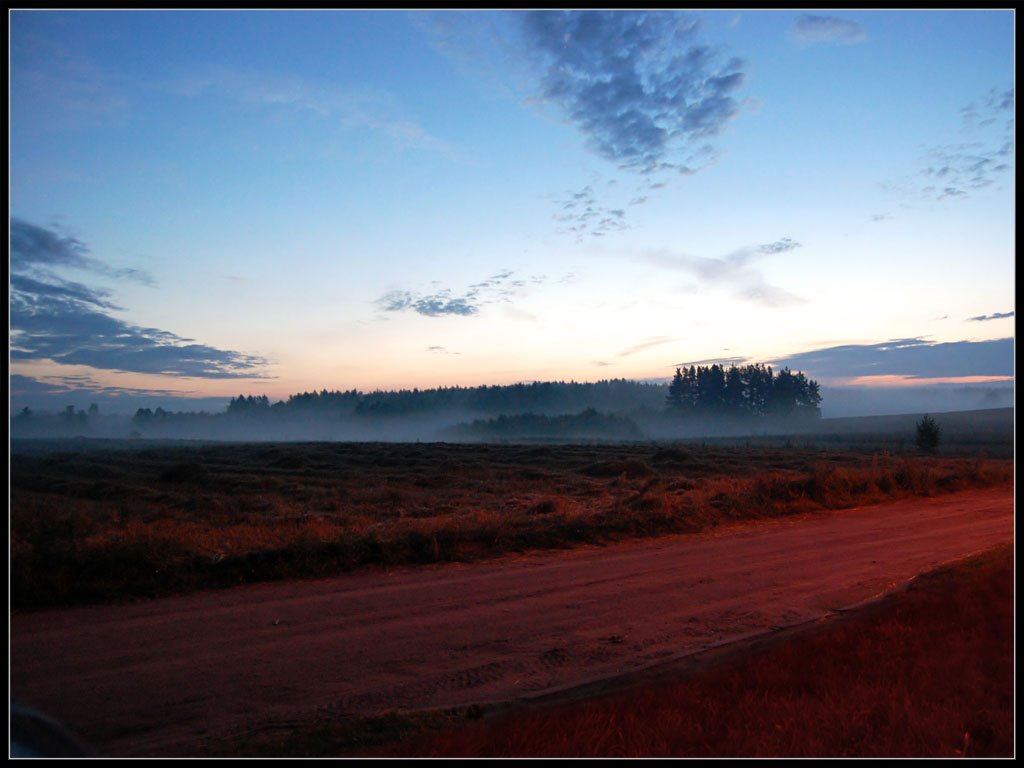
816;407;1012;440
792;407;1013;456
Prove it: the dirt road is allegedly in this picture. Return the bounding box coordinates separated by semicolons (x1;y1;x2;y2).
10;487;1014;756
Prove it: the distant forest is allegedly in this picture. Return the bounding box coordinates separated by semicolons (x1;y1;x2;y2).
11;367;821;441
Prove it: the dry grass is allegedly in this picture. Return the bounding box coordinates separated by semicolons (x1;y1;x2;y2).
379;544;1015;758
10;441;1012;609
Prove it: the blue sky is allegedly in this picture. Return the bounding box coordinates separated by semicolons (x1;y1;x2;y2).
9;10;1015;414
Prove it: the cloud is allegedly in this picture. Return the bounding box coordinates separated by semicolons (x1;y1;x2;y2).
520;11;746;175
961;87;1014;129
11;273;121;311
11;373;191;401
756;238;801;255
377;270;540;318
919;139;1013;199
552;173;682;240
11;217;155;285
672;356;748;368
11;30;129;130
640;238;804;307
416;295;478;317
377;289;476;317
10;219;269;379
891;87;1014;202
618;336;673;357
178;68;457;158
770;337;1014;380
9;373;233;415
554;184;631;238
967;311;1014;322
791;15;866;45
378;290;477;317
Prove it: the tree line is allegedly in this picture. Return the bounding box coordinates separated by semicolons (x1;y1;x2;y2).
666;364;821;420
222;380;668;419
12;369;823;438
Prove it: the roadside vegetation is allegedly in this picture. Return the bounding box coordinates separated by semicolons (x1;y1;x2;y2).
10;441;1011;610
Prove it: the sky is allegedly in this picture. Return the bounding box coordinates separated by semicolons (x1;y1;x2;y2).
9;10;1016;415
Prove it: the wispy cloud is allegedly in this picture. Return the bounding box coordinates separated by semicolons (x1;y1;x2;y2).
756;238;801;255
376;270;543;318
11;30;129;130
618;336;673;358
967;311;1014;322
920;139;1013;199
890;87;1014;202
177;67;458;158
520;11;746;175
11;219;269;379
791;15;866;46
960;87;1015;130
673;356;748;368
554;184;630;239
639;238;805;308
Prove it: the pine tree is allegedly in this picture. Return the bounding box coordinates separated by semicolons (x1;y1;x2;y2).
916;414;941;453
666;368;687;409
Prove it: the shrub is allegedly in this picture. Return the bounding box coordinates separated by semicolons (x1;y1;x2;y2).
916;415;942;454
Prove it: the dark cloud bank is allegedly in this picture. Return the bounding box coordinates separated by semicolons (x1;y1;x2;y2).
771;337;1013;381
10;218;269;379
10;373;231;415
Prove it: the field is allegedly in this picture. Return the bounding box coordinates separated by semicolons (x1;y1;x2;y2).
11;437;1012;610
9;430;1014;758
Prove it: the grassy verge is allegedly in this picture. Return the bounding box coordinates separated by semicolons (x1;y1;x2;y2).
11;443;1012;609
367;544;1013;758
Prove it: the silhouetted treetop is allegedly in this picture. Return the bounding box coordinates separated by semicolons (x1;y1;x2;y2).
665;364;821;420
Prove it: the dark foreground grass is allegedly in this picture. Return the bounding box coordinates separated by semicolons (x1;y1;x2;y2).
361;544;1013;758
11;441;1012;609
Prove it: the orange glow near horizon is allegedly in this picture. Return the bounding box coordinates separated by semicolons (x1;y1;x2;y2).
831;375;1015;388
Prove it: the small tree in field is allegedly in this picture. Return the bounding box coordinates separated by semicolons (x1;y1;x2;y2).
916;414;942;454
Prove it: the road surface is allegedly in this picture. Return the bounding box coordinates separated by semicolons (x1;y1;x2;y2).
10;487;1013;756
